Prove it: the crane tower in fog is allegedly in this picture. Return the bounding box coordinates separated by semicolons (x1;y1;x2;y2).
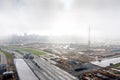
88;26;91;47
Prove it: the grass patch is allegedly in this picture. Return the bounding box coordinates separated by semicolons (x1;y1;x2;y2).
112;63;120;67
0;50;12;59
19;48;46;55
1;45;46;56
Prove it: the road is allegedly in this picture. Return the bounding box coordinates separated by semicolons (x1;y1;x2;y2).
12;51;23;59
0;52;7;64
12;50;54;80
25;59;52;80
4;49;78;80
34;58;78;80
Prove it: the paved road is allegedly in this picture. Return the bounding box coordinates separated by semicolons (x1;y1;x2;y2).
25;59;52;80
34;58;78;80
0;52;7;64
6;49;78;80
12;51;23;59
13;51;50;80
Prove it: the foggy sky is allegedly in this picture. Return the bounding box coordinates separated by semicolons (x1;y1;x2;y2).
0;0;120;42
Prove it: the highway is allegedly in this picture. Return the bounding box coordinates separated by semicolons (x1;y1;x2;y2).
13;50;52;80
4;50;40;80
34;58;78;80
12;51;23;59
4;49;78;80
25;59;52;80
0;52;7;64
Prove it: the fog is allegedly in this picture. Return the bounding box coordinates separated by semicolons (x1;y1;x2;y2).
0;0;120;42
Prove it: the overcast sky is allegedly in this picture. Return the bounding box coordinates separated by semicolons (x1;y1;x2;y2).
0;0;120;42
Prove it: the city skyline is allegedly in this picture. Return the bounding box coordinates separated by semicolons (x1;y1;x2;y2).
0;0;120;41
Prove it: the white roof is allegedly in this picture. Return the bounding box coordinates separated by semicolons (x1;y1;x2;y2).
14;59;39;80
91;57;120;67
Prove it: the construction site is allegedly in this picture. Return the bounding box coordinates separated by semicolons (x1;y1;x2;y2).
0;27;120;80
0;42;120;80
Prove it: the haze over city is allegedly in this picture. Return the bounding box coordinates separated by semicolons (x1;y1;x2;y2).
1;0;120;80
0;0;120;43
